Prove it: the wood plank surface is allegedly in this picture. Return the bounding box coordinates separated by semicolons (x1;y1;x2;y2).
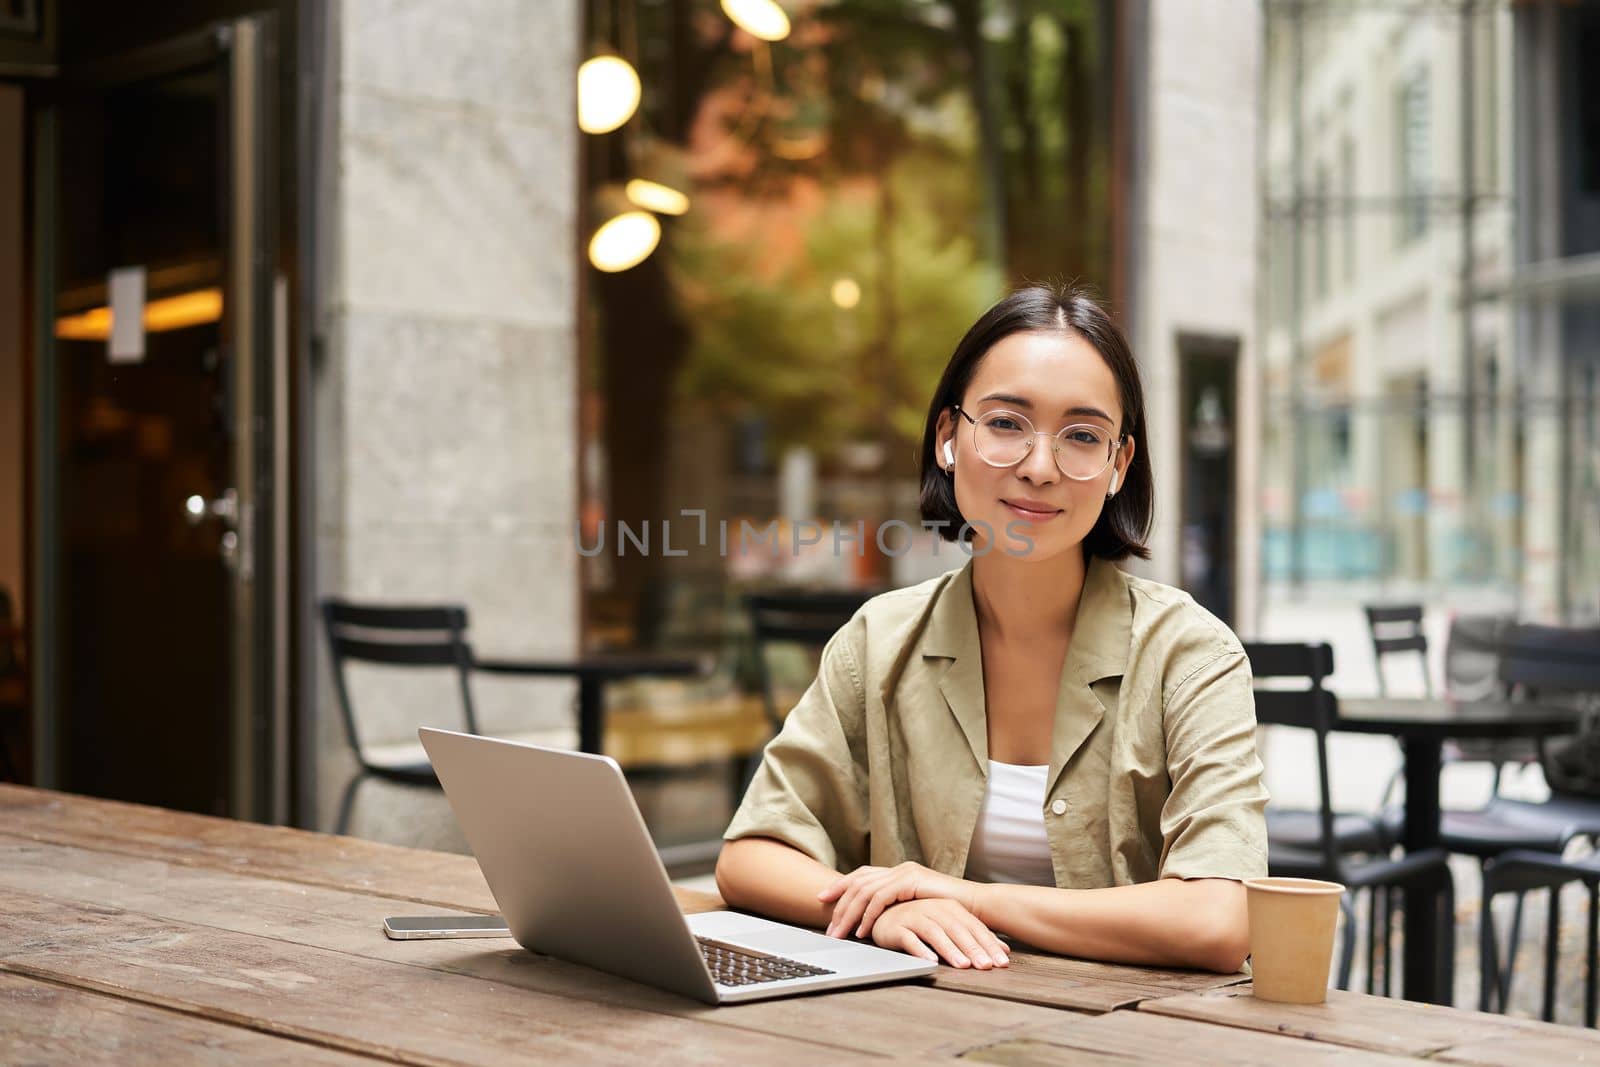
0;784;719;915
1434;1033;1600;1066
1141;985;1600;1061
0;835;1070;1060
0;889;875;1067
960;1009;1426;1066
0;972;389;1066
0;785;1234;1015
26;783;1598;1066
928;947;1248;1013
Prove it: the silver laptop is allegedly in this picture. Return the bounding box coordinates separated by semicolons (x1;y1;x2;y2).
418;727;937;1004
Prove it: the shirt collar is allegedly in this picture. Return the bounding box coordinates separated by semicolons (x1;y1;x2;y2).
919;554;1133;781
921;554;1131;683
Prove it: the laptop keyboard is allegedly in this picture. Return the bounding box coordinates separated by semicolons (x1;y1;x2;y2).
696;936;836;987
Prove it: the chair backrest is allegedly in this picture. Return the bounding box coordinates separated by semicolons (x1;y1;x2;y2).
1443;613;1513;702
1244;641;1340;874
1498;622;1600;702
320;599;478;767
1363;603;1431;697
745;589;874;731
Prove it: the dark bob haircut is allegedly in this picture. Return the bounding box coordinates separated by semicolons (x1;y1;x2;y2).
917;282;1153;561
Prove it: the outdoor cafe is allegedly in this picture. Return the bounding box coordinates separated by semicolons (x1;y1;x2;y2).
6;0;1600;1063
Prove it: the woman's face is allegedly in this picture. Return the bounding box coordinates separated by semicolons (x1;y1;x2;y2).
936;329;1135;563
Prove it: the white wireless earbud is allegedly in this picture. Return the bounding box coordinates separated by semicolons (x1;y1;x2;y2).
943;440;955;467
1107;470;1120;496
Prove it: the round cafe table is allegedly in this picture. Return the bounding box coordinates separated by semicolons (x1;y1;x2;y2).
1333;697;1585;1005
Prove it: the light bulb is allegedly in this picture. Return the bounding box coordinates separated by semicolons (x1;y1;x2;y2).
830;277;861;309
721;0;791;43
625;179;690;216
588;211;662;273
578;56;641;134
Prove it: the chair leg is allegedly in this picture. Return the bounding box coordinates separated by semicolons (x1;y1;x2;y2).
1438;868;1456;1002
335;770;367;836
1502;890;1528;1010
1381;885;1394;998
1543;886;1561;1023
1337;893;1356;991
1369;883;1382;991
1480;885;1500;1013
1587;884;1598;1030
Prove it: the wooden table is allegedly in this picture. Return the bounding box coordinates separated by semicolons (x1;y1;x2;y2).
1335;697;1585;1005
4;784;1598;1064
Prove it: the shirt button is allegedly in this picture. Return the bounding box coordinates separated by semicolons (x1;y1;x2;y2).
1051;799;1067;816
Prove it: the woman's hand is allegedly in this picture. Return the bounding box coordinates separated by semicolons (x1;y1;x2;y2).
867;899;1009;968
819;861;983;940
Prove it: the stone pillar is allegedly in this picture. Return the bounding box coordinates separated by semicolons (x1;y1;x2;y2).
1132;0;1262;633
314;1;580;839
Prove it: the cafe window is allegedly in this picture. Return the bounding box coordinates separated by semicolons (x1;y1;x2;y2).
578;1;1123;651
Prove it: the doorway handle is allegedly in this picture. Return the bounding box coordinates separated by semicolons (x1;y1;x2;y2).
219;530;240;571
184;488;239;527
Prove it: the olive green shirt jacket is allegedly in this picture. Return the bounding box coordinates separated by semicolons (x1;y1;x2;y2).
724;555;1270;887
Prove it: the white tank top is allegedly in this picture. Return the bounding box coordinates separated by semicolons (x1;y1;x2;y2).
964;760;1056;886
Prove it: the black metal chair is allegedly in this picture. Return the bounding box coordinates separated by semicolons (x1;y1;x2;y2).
1364;604;1432;699
740;589;875;791
1263;625;1401;863
321;599;480;835
746;589;875;734
1480;849;1600;1026
1364;603;1429;842
1249;641;1456;998
1481;848;1600;1027
1473;622;1600;1013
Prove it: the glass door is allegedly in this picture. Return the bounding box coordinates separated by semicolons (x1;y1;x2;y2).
39;16;279;819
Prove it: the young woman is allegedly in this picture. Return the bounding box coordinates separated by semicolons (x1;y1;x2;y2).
715;284;1268;974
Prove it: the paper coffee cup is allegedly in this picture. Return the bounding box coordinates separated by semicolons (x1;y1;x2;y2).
1244;877;1346;1004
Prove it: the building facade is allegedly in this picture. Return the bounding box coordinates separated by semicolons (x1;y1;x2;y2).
1261;0;1598;625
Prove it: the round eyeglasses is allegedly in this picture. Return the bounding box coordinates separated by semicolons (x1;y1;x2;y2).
953;404;1124;481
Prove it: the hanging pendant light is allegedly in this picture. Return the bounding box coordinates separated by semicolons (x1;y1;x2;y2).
625;179;690;216
578;55;641;134
830;277;861;310
721;0;791;43
625;137;694;217
589;211;662;273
